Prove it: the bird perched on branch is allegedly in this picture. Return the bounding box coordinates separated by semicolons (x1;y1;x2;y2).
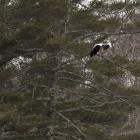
90;41;112;57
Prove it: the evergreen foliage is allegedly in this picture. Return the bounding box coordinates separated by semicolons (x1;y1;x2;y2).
0;0;140;140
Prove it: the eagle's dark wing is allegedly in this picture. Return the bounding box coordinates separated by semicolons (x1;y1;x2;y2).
102;44;110;50
90;45;101;57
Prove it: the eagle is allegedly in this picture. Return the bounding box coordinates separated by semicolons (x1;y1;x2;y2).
90;41;112;57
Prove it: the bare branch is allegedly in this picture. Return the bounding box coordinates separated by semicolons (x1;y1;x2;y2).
77;3;90;9
54;132;80;140
59;100;122;113
73;31;140;42
96;54;128;71
51;108;88;140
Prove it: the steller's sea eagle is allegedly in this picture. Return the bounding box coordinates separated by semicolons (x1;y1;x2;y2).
90;41;112;57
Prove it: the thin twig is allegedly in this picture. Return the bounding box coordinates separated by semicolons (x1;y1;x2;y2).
31;86;36;111
51;108;88;140
73;31;140;42
54;132;80;140
96;54;128;71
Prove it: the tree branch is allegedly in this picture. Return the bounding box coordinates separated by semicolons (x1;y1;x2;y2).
51;108;88;140
73;31;140;42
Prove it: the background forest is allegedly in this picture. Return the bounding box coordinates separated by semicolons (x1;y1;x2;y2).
0;0;140;140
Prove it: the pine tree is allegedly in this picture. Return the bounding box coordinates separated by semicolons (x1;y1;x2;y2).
0;0;140;140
